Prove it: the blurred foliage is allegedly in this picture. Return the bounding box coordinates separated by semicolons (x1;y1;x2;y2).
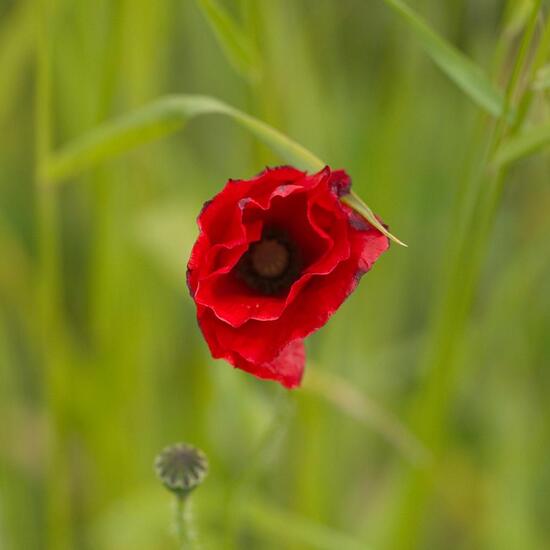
1;0;549;549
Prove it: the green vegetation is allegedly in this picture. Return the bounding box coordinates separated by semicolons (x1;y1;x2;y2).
1;0;549;548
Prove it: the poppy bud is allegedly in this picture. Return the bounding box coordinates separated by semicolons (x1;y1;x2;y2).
154;443;208;497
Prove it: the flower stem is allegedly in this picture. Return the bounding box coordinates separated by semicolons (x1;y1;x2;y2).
174;495;198;550
224;388;294;546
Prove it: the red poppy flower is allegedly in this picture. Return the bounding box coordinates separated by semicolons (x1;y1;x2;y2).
187;166;389;388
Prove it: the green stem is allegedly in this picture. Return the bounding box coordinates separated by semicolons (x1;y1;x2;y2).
511;9;550;133
89;0;124;349
388;2;544;548
175;495;197;550
36;1;71;547
491;0;542;152
225;389;294;547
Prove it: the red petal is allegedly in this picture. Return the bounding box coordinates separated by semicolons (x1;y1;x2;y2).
194;178;351;327
189;165;390;389
232;339;305;389
201;317;305;389
205;225;389;365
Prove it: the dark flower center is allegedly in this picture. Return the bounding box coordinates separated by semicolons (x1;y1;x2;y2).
250;238;289;278
236;228;302;295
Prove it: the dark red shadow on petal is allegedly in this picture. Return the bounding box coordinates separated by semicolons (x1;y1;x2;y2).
215;335;305;389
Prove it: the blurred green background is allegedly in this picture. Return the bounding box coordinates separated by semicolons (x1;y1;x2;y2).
1;0;549;548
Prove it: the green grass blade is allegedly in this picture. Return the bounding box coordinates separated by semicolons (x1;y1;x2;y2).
195;0;260;80
494;123;550;167
380;0;506;118
0;1;35;126
342;191;407;246
227;105;326;172
304;368;429;465
241;495;368;550
44;94;405;245
533;64;550;90
43;95;324;182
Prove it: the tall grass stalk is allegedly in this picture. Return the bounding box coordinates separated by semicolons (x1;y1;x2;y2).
389;2;545;546
35;0;73;547
89;0;124;350
224;389;295;547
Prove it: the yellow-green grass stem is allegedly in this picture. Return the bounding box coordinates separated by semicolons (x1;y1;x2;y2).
35;0;73;547
388;2;545;547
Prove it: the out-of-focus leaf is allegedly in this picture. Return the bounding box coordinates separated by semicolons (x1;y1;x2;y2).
533;64;550;90
494;123;550;166
0;218;32;310
91;485;365;550
45;94;406;245
241;494;368;550
0;1;34;126
304;368;429;465
134;200;199;286
503;0;535;37
380;0;507;119
195;0;261;80
89;487;179;550
43;94;324;182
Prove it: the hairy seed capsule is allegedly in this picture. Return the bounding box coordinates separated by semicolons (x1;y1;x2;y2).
154;443;208;497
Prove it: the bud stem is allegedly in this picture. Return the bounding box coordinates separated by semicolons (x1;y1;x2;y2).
174;494;198;550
